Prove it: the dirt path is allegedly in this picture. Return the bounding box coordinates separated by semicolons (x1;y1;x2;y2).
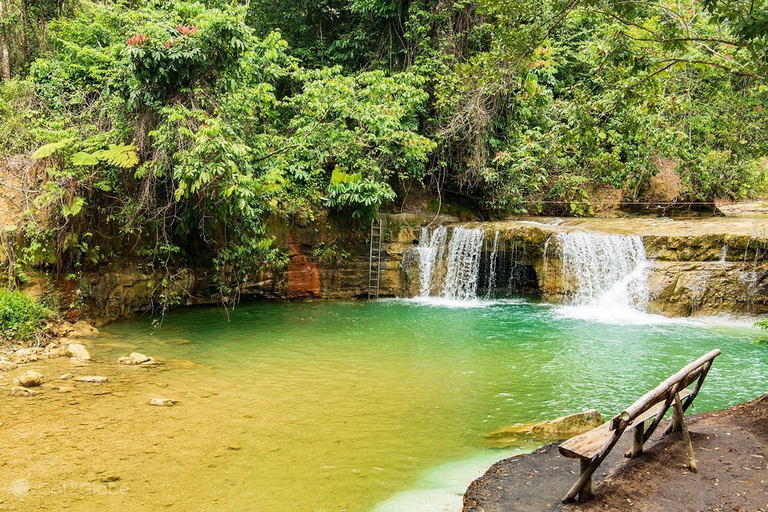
464;394;768;511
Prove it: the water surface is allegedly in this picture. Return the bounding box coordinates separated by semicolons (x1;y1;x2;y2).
88;299;768;511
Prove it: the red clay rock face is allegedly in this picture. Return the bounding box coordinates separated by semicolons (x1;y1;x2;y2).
287;256;321;298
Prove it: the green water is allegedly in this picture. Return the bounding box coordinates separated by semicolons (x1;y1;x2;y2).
96;299;767;511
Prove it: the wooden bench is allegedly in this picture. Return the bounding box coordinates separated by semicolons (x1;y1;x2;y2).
558;349;721;503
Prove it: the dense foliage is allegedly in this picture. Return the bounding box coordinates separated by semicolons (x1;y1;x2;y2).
0;0;766;303
0;288;52;342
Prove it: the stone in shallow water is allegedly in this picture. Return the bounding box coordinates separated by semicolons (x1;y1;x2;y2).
16;370;43;387
67;321;99;338
67;344;91;361
42;345;68;359
11;386;37;397
0;358;17;371
484;409;604;446
129;352;150;364
149;398;175;407
73;376;108;383
10;348;38;364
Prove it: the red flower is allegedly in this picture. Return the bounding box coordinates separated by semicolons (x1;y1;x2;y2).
165;40;173;49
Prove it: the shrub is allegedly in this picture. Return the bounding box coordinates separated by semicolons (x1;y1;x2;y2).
0;289;53;343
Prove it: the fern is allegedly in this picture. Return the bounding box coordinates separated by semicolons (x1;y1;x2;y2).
92;143;139;168
62;197;86;218
31;138;77;159
71;152;100;166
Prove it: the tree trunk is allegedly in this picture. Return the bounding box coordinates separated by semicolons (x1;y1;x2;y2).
0;0;11;81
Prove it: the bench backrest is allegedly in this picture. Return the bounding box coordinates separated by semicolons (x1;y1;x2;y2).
609;349;721;431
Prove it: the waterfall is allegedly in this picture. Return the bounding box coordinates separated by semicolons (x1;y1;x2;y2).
415;226;447;297
506;240;529;294
441;227;485;300
719;245;729;263
557;232;649;310
485;231;500;296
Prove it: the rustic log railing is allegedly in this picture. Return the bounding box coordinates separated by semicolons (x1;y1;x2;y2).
558;349;721;503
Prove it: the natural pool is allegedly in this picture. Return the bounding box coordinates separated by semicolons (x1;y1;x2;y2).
78;298;767;512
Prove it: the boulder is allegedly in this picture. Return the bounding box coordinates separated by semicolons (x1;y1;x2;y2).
67;344;91;361
149;398;175;407
16;370;43;387
73;376;108;383
11;386;37;397
118;353;159;366
0;358;17;371
42;346;69;359
67;321;99;339
484;409;604;446
9;348;38;364
129;352;149;364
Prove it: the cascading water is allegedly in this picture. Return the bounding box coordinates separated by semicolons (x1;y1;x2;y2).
557;232;650;311
415;226;447;297
485;231;500;296
441;227;485;300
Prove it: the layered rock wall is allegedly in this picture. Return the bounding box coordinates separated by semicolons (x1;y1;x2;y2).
34;216;768;324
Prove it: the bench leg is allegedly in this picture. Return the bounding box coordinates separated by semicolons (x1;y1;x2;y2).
563;430;625;503
673;393;697;473
631;422;644;458
578;459;593;502
671;398;683;433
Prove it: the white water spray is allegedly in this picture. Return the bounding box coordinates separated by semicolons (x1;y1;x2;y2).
441;227;485;300
485;231;500;296
415;226;447;297
557;232;650;311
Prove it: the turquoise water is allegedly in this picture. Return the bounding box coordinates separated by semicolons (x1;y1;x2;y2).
95;299;767;511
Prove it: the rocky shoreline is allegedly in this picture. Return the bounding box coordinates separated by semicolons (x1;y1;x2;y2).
464;394;768;511
0;320;171;406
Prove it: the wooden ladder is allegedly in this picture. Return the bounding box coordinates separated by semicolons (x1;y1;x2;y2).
368;218;382;300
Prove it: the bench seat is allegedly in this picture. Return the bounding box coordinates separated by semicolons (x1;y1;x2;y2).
559;388;693;460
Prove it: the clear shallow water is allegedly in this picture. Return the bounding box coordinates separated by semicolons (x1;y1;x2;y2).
96;299;767;511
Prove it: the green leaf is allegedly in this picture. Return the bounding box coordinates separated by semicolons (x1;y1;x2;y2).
31;138;76;159
71;152;100;166
93;143;140;168
62;197;86;218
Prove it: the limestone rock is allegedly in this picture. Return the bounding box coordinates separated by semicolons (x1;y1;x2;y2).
129;352;149;364
73;376;108;383
119;353;159;366
67;344;91;361
149;398;175;407
68;321;99;339
10;348;38;364
484;409;604;446
0;358;17;371
11;386;37;397
529;409;604;438
42;346;69;359
16;370;44;387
